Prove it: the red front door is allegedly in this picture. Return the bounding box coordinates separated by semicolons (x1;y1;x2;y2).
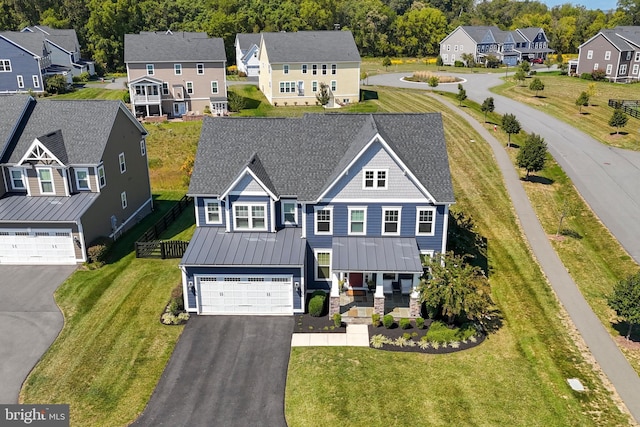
349;273;363;287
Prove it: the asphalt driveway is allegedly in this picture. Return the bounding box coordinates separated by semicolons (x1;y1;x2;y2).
132;316;293;427
0;265;76;403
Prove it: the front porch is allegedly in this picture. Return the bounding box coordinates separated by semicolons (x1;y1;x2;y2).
339;292;413;320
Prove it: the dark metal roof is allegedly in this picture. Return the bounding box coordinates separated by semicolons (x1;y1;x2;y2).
124;32;226;63
0;192;98;222
332;236;423;272
261;31;360;63
189;114;455;204
180;227;305;266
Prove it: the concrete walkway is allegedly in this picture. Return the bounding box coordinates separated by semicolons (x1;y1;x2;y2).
291;324;369;347
430;93;640;423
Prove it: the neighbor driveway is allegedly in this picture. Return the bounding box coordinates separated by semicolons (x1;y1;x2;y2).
0;265;76;403
131;316;293;427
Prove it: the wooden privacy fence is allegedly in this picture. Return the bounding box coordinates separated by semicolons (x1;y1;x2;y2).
135;195;192;259
609;99;640;120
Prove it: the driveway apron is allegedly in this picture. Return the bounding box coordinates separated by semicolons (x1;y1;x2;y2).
0;265;75;403
132;316;293;427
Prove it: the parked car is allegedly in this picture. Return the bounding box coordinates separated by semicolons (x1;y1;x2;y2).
531;58;544;64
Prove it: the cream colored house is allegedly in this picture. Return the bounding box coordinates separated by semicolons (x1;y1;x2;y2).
257;31;361;107
125;31;228;118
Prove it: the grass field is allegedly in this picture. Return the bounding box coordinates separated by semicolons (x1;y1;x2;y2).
51;87;128;101
492;73;640;150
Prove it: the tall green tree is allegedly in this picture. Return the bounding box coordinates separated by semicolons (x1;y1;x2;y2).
502;113;521;147
316;82;331;107
514;69;526;86
480;97;494;122
419;252;494;327
608;272;640;340
575;91;589;113
394;5;447;56
516;133;547;179
609;109;628;134
382;56;391;70
529;77;545;97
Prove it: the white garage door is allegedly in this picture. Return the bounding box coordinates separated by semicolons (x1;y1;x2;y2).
198;276;293;315
0;229;76;265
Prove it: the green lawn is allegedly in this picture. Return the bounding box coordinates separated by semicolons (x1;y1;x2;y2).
51;87;128;101
286;87;630;426
492;73;640;150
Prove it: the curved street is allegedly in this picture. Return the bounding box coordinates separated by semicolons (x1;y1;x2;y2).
369;72;640;422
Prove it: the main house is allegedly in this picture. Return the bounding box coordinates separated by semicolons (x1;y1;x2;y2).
0;27;93;94
577;26;640;82
0;95;152;264
124;31;228;118
439;26;552;66
179;113;454;317
234;33;261;77
257;31;361;107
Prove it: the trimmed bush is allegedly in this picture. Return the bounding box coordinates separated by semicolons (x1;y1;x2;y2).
332;313;342;328
399;318;411;329
402;332;411;340
415;317;425;329
580;72;593;80
383;314;394;329
425;320;459;343
371;313;381;327
308;291;326;317
592;69;607;81
454;60;465;67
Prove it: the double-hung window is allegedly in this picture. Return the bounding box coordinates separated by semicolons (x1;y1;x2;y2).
146;64;154;75
162;82;169;95
197;63;204;74
32;75;40;88
587;50;593;59
211;81;218;94
363;169;387;189
604;51;611;60
17;75;24;88
331;64;336;75
348;207;366;235
331;80;337;91
140;139;146;156
312;81;318;92
75;168;90;190
416;207;436;235
283;64;289;74
312;64;317;75
302;64;307;74
9;168;25;190
186;81;194;94
119;152;126;173
37;168;54;194
315;250;331;280
234;204;267;230
322;64;327;75
282;201;297;224
382;208;400;235
174;64;182;75
315;207;332;234
204;199;222;224
97;165;106;188
121;191;127;209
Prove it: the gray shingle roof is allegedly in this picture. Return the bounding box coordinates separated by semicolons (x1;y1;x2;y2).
124;32;226;63
260;31;361;63
517;27;543;42
0;95;33;157
236;33;261;51
189;114;455;204
5;100;135;165
460;26;499;43
0;31;48;57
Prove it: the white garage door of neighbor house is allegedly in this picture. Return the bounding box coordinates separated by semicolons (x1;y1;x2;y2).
0;229;76;265
198;276;293;315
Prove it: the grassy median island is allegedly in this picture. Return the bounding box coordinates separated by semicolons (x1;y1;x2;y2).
286;88;631;426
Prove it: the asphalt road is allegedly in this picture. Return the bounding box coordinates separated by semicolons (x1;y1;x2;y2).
0;265;76;403
131;316;293;427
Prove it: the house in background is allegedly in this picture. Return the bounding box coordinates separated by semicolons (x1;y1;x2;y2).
0;31;50;94
21;26;95;77
179;113;454;317
234;33;261;77
258;31;361;107
124;31;228;119
0;95;152;264
439;26;552;66
577;26;640;82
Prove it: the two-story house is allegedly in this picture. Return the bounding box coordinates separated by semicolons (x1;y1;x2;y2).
257;31;361;107
0;31;49;94
21;26;95;77
0;95;152;264
577;27;640;82
515;27;553;63
124;31;228;118
179;113;455;317
234;33;261;77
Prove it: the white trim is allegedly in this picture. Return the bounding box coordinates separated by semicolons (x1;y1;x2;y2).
121;191;128;209
416;206;436;236
119;152;126;173
140;139;146;156
97;165;106;188
314;206;333;235
74;167;90;190
109;197;153;239
441;205;450;253
270;198;276;232
8;167;25;190
322;197;436;203
61;168;70;197
76;221;87;263
348;206;367;235
17;139;65;166
381;206;402;235
220;168;277;201
174;63;182;75
314;249;332;281
225;196;231;232
36;167;55;195
233;202;268;231
203;198;222;224
301;202;307;238
194;200;201;227
362;168;388;190
281;200;298;225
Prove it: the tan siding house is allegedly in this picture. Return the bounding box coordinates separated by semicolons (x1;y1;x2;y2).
258;31;361;107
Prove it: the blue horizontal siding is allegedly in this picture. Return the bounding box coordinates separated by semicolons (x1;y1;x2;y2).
0;39;43;92
195;196;226;228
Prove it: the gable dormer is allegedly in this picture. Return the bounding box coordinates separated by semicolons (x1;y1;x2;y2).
15;134;69;196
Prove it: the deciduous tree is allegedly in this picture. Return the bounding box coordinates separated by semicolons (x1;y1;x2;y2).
575;91;589;113
529;77;544;97
502;113;521;147
481;97;494;122
608;272;640;340
609;109;628;134
382;56;391;70
516;133;547;179
456;83;467;106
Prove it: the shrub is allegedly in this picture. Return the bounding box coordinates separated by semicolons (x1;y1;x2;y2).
370;334;390;348
399;318;411;329
238;71;247;78
592;69;607;81
332;313;342;328
454;60;465;67
123;91;130;103
529;70;537;75
580;72;593;80
87;237;110;265
415;317;425;329
227;91;246;112
203;105;211;114
402;332;411;340
308;291;326;317
383;314;394;328
371;313;381;327
45;74;72;94
436;55;443;67
425;320;459;343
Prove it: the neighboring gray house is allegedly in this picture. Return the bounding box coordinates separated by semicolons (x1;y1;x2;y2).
0;31;49;93
440;26;552;66
22;26;95;77
0;95;152;264
577;26;640;82
234;33;261;77
180;113;454;317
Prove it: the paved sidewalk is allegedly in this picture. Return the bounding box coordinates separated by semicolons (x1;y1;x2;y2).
431;93;640;423
291;324;369;347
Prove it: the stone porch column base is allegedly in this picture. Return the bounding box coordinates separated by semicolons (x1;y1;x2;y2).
374;296;385;316
409;296;421;318
329;296;340;316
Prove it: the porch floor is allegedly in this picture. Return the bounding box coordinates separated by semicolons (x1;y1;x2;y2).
339;292;412;319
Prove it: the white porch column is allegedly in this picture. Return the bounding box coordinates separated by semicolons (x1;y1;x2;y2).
330;271;340;297
409;273;422;318
374;272;384;297
411;273;421;298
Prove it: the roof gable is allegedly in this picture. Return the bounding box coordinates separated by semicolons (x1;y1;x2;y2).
236;33;262;52
17;135;67;166
0;31;47;57
124;32;226;63
260;31;361;63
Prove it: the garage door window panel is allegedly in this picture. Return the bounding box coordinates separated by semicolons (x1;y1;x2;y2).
37;168;55;194
234;203;267;230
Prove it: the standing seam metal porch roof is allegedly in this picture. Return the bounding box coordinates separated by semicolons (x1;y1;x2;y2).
180;227;305;266
332;236;423;272
0;192;98;222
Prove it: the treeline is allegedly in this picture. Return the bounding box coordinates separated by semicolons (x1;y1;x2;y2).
0;0;637;72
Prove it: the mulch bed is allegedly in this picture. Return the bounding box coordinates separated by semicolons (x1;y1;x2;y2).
292;313;486;354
